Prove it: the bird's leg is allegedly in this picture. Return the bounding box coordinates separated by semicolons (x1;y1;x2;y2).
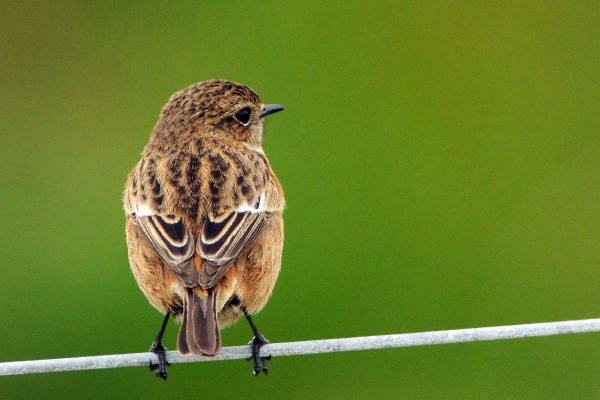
242;307;271;376
149;312;170;380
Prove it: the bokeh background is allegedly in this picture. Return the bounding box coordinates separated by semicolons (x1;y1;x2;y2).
2;1;600;399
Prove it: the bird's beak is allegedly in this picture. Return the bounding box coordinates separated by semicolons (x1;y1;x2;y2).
261;104;285;118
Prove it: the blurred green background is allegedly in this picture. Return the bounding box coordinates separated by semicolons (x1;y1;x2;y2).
1;1;600;399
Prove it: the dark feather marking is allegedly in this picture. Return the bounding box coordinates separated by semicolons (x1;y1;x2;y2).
169;159;180;173
224;295;241;308
256;152;269;165
202;212;235;240
209;153;230;171
209;181;219;195
189;202;199;219
152;179;161;195
187;156;200;185
190;180;201;194
168;302;183;315
201;213;245;253
146;216;190;257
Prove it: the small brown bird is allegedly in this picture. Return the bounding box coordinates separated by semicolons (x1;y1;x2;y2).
123;79;285;378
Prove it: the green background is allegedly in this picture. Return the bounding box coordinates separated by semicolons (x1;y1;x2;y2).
2;1;600;399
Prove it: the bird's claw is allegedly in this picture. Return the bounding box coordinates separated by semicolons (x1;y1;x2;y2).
149;341;170;380
247;335;270;376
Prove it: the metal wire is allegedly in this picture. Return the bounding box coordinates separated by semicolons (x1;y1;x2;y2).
1;318;599;376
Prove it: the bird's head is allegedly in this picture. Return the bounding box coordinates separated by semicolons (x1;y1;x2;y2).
152;79;284;148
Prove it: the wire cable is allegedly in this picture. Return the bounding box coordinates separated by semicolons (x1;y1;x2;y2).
1;318;599;376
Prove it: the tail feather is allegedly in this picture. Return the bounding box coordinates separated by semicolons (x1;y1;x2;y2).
177;288;221;356
177;301;191;354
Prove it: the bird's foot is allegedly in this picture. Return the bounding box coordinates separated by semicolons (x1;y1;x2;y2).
246;335;271;376
149;341;170;380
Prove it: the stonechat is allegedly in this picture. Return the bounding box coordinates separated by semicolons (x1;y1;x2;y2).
123;79;285;378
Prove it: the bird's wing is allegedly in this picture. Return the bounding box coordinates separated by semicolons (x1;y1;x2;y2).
130;193;272;289
197;192;272;289
133;206;198;287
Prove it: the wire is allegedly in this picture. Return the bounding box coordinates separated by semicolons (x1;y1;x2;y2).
1;318;599;376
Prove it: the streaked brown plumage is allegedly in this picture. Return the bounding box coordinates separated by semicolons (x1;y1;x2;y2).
123;79;285;377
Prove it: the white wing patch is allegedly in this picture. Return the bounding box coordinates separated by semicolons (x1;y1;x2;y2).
135;204;154;217
236;192;266;213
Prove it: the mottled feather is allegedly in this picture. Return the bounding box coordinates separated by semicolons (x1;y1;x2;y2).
123;79;285;358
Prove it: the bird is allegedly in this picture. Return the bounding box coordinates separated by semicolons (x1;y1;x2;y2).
123;79;285;379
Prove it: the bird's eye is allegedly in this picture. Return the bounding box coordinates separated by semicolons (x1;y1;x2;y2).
234;107;251;125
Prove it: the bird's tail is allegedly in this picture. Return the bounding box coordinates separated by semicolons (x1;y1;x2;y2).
177;288;221;356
